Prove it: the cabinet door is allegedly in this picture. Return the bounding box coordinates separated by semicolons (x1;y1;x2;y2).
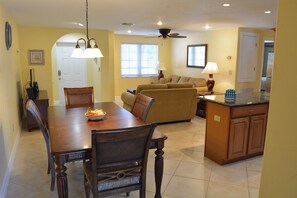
248;114;267;154
228;117;249;160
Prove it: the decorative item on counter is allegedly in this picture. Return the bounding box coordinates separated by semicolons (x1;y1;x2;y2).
225;89;236;103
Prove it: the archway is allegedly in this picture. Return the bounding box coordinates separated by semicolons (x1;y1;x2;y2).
51;33;101;105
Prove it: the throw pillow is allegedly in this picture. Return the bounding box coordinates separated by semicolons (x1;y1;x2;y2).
188;78;207;87
178;76;190;83
171;75;181;83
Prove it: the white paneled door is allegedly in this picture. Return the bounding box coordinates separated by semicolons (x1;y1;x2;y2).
56;43;87;105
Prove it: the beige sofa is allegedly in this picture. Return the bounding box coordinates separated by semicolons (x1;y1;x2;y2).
121;83;198;124
151;74;208;93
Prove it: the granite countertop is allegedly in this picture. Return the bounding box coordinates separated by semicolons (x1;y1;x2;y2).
199;92;270;107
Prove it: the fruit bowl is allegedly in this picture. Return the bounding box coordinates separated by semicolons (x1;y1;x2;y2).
85;108;106;121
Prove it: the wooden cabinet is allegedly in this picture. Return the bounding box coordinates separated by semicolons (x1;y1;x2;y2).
27;90;49;131
204;102;268;164
228;117;249;160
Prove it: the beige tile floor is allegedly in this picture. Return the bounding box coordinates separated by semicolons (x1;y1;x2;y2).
6;116;263;198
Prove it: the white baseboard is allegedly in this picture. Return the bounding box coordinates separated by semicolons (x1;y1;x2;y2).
0;131;20;198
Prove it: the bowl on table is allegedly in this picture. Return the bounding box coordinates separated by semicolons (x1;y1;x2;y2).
85;108;106;121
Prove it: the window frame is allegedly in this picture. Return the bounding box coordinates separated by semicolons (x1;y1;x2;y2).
120;43;159;78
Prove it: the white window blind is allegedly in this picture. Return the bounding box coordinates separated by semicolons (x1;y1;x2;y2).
121;43;158;77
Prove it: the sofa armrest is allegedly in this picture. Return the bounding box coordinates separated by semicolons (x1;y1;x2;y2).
195;86;208;93
121;92;136;112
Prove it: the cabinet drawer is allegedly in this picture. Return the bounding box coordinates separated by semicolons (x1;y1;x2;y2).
231;104;268;118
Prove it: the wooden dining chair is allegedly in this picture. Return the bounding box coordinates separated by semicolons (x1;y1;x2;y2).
131;93;155;123
83;123;157;198
26;99;55;191
64;86;94;108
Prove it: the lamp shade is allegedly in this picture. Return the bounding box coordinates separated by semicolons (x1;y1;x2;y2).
156;62;166;71
202;62;219;74
71;48;84;58
84;48;104;58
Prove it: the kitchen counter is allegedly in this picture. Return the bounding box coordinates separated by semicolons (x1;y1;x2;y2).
199;92;269;107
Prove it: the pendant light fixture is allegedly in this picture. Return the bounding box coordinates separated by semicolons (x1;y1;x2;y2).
71;0;103;58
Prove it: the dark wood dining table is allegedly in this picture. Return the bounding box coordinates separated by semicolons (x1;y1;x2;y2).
48;102;167;198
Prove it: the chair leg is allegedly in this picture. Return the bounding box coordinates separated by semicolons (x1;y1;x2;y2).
126;192;130;196
50;156;55;191
140;187;145;198
84;174;90;198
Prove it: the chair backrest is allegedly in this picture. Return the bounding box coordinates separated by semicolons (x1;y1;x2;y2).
91;123;156;195
26;99;50;152
64;86;94;108
131;93;154;123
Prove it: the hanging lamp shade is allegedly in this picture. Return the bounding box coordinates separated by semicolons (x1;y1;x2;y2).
71;0;103;58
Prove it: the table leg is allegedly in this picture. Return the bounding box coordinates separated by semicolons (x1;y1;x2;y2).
154;147;164;198
56;163;68;198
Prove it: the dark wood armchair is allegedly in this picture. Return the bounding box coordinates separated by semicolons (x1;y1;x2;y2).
83;123;157;198
131;93;154;123
26;99;55;191
64;86;94;108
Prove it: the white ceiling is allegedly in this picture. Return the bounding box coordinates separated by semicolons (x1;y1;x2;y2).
1;0;277;36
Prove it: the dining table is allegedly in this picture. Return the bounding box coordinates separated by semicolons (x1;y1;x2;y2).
48;102;167;198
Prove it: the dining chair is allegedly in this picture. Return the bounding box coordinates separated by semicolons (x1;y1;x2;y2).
26;99;55;191
83;123;157;198
64;86;94;108
131;93;155;123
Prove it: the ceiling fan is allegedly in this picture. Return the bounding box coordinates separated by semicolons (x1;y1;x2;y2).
158;28;187;39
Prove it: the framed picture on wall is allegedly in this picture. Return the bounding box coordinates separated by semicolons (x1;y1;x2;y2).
187;44;207;68
28;50;45;65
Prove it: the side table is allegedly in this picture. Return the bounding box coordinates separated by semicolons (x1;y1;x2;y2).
196;91;222;118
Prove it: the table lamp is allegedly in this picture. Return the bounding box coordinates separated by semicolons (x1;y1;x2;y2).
202;62;219;93
156;62;166;80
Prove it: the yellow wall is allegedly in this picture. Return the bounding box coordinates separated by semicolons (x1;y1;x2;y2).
235;28;275;92
18;27;114;105
259;0;297;197
114;35;172;96
171;29;239;93
0;4;22;194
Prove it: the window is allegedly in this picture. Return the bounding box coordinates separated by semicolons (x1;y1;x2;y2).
121;43;158;77
187;44;207;68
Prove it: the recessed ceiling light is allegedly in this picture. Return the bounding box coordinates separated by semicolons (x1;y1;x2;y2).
121;22;135;26
222;3;230;7
204;24;211;29
157;20;163;26
127;30;132;33
77;23;84;27
265;10;271;14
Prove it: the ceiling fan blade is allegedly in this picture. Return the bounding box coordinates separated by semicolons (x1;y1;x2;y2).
168;35;187;38
169;33;179;36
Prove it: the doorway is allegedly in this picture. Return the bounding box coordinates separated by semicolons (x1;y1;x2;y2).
261;41;274;93
56;42;87;105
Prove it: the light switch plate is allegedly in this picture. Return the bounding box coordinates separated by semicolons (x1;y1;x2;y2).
214;115;221;122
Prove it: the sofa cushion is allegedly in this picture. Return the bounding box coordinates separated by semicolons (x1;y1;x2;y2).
159;77;171;84
178;76;190;83
188;78;207;87
170;75;181;83
136;84;168;94
167;83;194;89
